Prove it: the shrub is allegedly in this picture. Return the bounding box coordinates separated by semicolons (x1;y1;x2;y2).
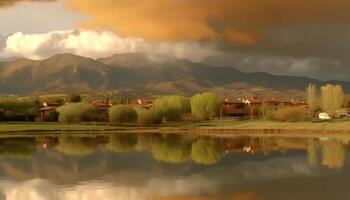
66;93;81;103
0;98;40;121
152;95;191;123
191;92;220;120
35;111;59;122
260;103;274;120
273;106;309;122
57;103;94;123
109;105;137;124
135;107;154;126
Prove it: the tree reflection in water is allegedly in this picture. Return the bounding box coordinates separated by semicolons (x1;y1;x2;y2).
149;192;264;200
106;134;138;153
151;134;192;164
191;138;225;165
0;134;347;168
55;136;100;156
0;138;37;159
321;139;346;169
307;138;320;168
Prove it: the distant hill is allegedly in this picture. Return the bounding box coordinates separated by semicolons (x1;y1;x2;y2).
0;52;349;99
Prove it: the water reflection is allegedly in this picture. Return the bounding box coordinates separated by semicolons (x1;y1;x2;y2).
0;133;348;200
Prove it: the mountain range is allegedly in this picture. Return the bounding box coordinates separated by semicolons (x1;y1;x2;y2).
0;52;349;99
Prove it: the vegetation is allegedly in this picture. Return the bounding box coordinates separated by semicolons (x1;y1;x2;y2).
135;107;154;126
35;110;59;122
320;84;346;116
260;103;274;120
109;105;137;124
0;98;40;121
191;92;220;120
273;106;309;122
66;93;82;103
306;84;319;117
152;95;191;123
57;103;95;123
0;124;120;132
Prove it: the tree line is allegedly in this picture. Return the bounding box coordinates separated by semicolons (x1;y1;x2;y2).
307;84;347;118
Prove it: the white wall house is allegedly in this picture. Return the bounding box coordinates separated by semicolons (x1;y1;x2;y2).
319;112;331;120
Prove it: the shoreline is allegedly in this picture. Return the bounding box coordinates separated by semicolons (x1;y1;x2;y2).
1;120;350;134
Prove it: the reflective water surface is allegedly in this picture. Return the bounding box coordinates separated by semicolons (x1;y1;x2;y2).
0;133;349;200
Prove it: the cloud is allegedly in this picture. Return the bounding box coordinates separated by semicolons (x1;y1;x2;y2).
0;30;218;61
64;0;350;45
0;0;55;8
205;53;349;80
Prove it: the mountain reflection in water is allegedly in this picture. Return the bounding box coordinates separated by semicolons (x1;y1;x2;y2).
0;133;349;200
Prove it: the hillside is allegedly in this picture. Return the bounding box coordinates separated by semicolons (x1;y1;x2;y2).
0;52;349;98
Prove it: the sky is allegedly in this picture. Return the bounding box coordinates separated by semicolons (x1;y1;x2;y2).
0;0;349;81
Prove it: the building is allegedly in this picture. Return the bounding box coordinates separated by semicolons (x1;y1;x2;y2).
223;97;308;117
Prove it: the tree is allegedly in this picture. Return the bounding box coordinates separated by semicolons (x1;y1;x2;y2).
191;92;221;120
152;95;191;123
306;83;318;117
320;84;345;115
135;107;154;126
109;105;137;124
66;93;81;103
57;102;94;123
260;103;273;120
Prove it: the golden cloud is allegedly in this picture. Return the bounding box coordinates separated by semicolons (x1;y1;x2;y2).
65;0;350;45
0;0;55;8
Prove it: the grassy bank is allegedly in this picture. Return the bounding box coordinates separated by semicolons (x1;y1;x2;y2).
195;120;350;134
1;120;350;134
0;123;121;132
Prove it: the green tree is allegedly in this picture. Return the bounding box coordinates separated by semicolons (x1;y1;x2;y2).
135;107;154;126
306;83;319;117
109;105;137;124
260;103;273;120
66;93;82;103
152;95;191;123
191;138;225;165
57;102;95;123
321;84;345;116
191;92;220;120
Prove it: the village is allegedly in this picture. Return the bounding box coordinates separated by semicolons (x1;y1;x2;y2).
37;94;350;121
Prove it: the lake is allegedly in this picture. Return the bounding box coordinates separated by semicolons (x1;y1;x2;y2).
0;133;349;200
